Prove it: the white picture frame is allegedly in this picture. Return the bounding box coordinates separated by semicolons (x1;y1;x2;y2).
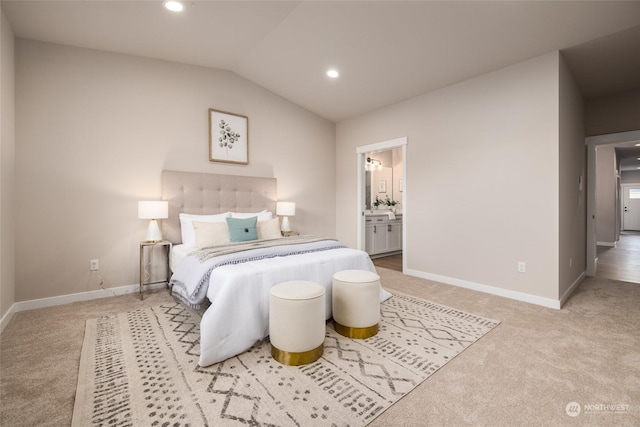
209;109;248;165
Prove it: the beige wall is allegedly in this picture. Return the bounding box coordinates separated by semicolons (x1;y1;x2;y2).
586;89;640;137
337;52;562;301
392;148;403;212
558;53;586;298
1;11;16;320
15;39;335;302
622;170;640;184
595;145;618;244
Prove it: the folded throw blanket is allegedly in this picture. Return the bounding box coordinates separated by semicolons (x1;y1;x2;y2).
170;236;347;308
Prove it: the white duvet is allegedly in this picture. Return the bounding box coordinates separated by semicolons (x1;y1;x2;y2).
170;238;391;367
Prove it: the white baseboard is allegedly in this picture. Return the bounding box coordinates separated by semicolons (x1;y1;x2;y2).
0;305;16;334
559;272;585;307
404;268;562;309
596;241;617;247
0;283;167;334
1;269;587;333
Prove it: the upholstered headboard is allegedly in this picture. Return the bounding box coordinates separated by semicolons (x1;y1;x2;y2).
161;170;277;244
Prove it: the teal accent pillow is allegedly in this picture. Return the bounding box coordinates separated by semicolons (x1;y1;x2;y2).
226;216;258;242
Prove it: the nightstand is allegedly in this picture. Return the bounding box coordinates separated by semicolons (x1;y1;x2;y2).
139;240;172;300
281;230;299;237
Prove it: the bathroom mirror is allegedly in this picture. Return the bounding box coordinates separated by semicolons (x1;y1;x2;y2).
366;166;395;210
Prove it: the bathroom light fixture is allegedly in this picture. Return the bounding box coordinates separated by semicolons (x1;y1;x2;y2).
365;157;382;171
163;0;184;12
138;201;169;242
327;69;339;78
276;202;296;232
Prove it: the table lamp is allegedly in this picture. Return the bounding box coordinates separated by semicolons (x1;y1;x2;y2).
276;202;296;232
138;201;169;242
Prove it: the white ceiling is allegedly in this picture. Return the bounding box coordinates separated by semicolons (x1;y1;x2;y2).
3;0;640;169
3;0;640;124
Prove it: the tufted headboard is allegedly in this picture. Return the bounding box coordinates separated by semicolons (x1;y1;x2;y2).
161;170;277;244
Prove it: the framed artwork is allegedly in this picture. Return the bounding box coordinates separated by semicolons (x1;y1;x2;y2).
209;109;248;165
378;180;387;193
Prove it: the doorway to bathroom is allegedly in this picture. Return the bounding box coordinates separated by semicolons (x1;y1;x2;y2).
357;137;407;273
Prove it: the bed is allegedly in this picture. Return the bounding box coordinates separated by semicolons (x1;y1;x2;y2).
162;170;391;367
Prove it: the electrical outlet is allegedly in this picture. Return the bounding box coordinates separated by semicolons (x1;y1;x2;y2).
517;261;526;273
90;259;99;271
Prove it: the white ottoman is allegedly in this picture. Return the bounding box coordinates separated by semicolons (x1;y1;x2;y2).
269;281;326;366
332;270;381;339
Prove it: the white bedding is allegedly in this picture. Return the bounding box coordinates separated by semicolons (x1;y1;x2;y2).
170;238;391;367
170;244;191;272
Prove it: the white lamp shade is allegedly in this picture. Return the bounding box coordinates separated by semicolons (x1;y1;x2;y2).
276;202;296;217
277;202;295;232
138;201;168;219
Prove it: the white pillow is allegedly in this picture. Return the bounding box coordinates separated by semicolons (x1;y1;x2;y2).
179;212;230;247
231;210;273;221
257;217;282;240
193;221;230;248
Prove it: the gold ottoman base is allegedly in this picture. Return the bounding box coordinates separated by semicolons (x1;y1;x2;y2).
334;322;379;339
271;343;324;366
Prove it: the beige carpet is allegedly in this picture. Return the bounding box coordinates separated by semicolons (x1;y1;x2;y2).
2;268;640;426
71;293;498;426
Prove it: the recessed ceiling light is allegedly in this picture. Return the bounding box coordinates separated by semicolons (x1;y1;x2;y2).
327;69;339;79
163;0;184;12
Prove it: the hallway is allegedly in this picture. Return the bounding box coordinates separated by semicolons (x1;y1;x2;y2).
595;231;640;284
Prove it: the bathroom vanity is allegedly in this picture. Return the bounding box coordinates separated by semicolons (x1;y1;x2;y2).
364;212;402;257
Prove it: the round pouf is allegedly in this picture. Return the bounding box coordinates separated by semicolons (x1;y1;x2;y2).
332;269;381;339
269;281;326;366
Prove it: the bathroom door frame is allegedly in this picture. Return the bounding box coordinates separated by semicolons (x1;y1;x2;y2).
356;137;408;272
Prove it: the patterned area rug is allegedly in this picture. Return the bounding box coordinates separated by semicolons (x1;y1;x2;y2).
72;292;499;426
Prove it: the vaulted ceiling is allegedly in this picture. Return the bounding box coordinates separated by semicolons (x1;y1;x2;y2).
3;1;640;123
3;1;640;169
